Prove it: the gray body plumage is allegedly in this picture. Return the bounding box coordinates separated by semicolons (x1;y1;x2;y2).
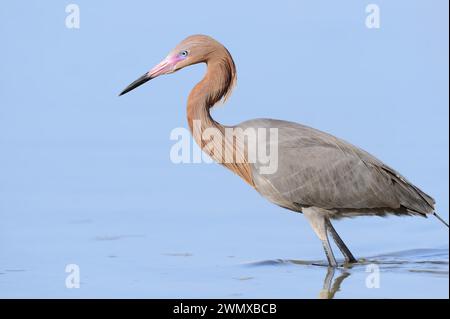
237;118;435;219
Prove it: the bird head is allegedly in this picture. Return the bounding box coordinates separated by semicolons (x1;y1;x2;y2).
119;35;224;96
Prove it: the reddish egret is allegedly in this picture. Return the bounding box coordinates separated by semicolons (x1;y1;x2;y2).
119;35;448;267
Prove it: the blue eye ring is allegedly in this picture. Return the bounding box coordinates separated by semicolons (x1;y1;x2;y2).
179;50;189;57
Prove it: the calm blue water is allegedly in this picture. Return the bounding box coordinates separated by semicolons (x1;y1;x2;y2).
0;145;448;298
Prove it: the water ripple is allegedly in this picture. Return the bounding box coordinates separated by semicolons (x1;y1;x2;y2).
243;248;449;275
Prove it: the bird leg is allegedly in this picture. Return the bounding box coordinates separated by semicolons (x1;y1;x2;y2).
325;219;357;264
303;207;338;267
321;236;338;267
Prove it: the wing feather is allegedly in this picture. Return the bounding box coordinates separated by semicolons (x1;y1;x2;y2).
238;119;435;217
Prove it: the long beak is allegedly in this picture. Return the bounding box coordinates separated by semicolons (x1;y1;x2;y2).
119;58;173;96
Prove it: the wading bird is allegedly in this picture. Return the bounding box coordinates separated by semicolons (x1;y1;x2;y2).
119;35;448;267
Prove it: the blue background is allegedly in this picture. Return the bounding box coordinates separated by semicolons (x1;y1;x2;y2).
0;1;448;298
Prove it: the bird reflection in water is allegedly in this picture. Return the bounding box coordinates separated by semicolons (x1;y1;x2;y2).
318;267;350;299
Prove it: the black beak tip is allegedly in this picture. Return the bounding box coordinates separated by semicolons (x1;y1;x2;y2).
118;73;152;97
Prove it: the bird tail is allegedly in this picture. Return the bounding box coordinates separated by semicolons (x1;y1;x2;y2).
433;212;449;228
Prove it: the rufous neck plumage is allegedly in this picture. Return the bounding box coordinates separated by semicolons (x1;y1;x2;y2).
186;52;254;186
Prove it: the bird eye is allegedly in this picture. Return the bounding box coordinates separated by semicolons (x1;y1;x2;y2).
179;50;189;57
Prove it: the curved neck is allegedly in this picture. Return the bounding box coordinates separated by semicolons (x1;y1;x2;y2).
186;61;223;133
186;59;254;187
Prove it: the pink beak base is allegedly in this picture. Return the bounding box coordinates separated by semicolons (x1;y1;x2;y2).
119;55;182;96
